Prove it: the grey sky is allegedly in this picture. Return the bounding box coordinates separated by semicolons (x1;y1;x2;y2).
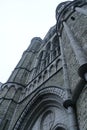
0;0;72;83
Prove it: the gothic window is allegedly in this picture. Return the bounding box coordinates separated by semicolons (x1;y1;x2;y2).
52;35;60;61
38;75;42;83
38;51;43;72
53;36;59;48
52;50;57;60
35;51;44;75
40;61;44;71
39;51;43;60
49;64;55;75
33;80;37;88
56;59;62;70
46;56;50;66
43;59;46;68
45;42;51;65
43;70;48;81
46;42;51;50
29;84;34;91
40;111;54;130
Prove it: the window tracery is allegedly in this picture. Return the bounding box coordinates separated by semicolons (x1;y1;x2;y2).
32;36;60;78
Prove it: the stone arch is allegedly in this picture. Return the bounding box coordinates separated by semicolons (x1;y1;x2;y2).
33;79;37;88
29;84;34;92
38;74;42;83
4;85;17;98
0;86;8;98
56;59;62;70
43;69;48;81
49;64;56;76
13;86;68;130
53;123;68;130
40;110;55;130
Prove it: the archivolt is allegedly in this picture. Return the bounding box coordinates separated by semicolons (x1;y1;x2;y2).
52;123;68;130
14;86;67;130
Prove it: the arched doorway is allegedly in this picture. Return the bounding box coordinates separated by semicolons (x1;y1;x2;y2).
14;86;68;130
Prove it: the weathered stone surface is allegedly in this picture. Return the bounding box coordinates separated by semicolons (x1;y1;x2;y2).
0;0;87;130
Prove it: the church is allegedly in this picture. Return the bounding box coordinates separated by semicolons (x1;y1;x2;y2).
0;0;87;129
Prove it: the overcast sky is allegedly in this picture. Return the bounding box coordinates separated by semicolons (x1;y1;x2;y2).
0;0;72;83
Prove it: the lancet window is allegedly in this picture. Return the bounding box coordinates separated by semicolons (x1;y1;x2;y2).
51;35;60;61
45;42;51;65
34;51;44;76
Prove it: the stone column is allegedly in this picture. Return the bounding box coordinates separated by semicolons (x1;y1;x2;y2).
68;107;78;130
59;37;70;90
63;21;87;80
59;37;78;130
59;36;72;105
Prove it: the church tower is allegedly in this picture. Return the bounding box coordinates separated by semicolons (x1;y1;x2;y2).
0;0;87;129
